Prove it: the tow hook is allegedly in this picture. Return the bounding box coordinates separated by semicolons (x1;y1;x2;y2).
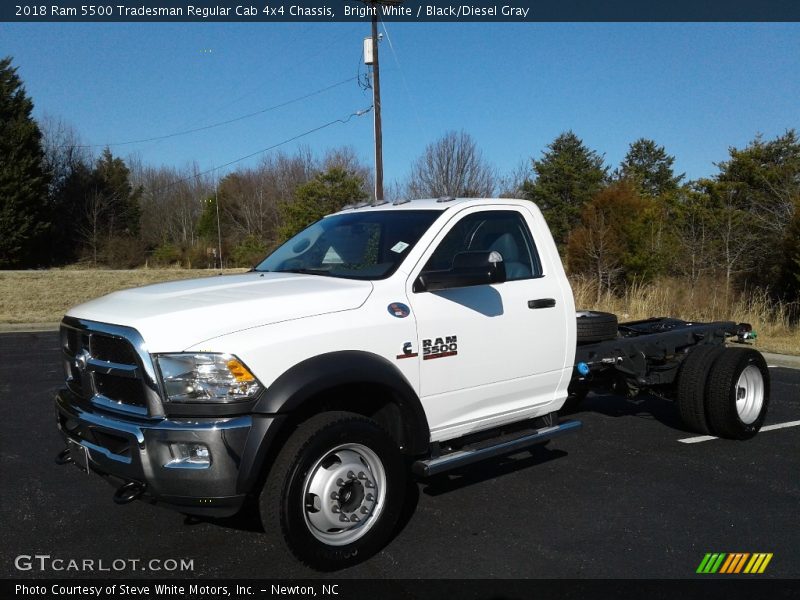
113;481;146;505
55;448;72;465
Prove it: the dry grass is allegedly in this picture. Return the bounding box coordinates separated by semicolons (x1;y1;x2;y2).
1;269;797;355
0;268;247;324
572;276;800;356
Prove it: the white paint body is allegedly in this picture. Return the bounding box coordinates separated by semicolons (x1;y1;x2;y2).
67;199;577;443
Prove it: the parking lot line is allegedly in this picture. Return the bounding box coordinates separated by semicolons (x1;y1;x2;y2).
678;435;717;444
760;419;800;432
678;420;800;443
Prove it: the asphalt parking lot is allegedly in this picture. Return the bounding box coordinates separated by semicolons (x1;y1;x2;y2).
1;331;798;579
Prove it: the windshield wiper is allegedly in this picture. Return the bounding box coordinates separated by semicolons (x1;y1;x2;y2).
278;268;332;276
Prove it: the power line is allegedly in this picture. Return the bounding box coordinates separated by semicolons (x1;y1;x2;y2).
380;19;424;134
183;24;315;121
66;76;359;149
151;105;373;194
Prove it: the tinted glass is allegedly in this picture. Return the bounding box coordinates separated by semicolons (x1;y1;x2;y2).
423;210;542;280
255;210;442;280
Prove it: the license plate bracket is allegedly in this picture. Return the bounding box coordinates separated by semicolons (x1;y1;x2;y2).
67;439;90;473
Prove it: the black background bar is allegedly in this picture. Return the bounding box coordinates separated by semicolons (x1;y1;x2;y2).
4;579;800;600
3;1;800;23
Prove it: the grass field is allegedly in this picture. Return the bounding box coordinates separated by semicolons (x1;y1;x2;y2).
1;269;797;355
572;277;799;356
0;268;247;325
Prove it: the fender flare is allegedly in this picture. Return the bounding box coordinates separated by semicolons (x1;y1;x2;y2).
253;350;430;454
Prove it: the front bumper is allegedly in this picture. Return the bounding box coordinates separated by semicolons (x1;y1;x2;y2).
55;389;280;517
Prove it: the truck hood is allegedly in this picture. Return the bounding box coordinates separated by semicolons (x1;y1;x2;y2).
66;272;374;351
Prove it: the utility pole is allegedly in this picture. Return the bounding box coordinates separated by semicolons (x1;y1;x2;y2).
364;1;402;202
369;5;384;202
215;179;223;270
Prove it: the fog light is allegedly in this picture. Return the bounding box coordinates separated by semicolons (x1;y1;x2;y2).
165;443;211;469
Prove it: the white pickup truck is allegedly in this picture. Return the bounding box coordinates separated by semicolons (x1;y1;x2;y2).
55;197;769;569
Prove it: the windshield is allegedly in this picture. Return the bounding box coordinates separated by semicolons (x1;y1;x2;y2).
255;210;442;280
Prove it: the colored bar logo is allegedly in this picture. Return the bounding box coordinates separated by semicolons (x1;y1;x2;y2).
696;553;773;574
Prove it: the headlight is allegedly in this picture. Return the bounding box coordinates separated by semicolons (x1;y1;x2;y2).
155;353;262;403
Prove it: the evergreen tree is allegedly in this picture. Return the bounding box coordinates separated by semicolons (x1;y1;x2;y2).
278;167;367;240
522;131;608;247
716;130;800;295
40;116;92;265
75;148;142;264
0;56;51;267
93;148;141;237
619;138;684;198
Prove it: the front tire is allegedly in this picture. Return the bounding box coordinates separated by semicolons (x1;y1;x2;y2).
260;411;406;570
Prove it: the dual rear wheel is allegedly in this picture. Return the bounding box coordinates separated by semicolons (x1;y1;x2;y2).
677;346;769;439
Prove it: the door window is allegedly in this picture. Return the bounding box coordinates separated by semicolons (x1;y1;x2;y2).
422;210;542;280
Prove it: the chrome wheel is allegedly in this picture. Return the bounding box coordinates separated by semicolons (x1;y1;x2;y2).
735;364;764;425
301;443;387;546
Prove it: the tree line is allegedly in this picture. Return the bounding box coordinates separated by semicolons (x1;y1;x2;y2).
2;56;798;306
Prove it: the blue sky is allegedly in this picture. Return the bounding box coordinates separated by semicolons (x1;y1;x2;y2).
2;22;798;188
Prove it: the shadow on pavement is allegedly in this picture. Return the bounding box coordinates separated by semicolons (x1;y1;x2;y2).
418;444;568;497
577;391;692;433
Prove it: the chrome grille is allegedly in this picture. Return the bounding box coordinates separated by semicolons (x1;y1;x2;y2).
94;372;145;406
90;334;139;364
61;318;162;417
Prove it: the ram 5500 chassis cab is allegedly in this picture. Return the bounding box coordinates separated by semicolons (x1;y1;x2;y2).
55;198;769;569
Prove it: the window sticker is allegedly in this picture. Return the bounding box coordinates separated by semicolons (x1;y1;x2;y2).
391;241;410;253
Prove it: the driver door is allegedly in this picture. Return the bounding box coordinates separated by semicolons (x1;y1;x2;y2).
407;206;567;440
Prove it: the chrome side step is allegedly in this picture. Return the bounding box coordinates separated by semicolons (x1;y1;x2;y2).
412;419;582;477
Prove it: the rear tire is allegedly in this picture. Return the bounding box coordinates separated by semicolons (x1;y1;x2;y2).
260;411;406;570
705;348;770;440
576;311;618;344
676;345;725;434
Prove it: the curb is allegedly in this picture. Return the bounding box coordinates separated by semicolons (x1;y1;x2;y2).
761;352;800;370
0;322;59;333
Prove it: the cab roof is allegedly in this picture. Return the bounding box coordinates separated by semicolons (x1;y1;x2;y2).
333;197;532;214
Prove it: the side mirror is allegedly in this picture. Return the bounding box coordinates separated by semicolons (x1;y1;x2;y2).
414;251;506;293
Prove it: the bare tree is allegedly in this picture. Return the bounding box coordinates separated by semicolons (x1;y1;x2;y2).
497;160;533;198
40;114;93;196
134;162;212;249
406;131;497;198
220;169;272;239
78;189;111;265
567;208;623;303
673;198;710;286
713;187;759;307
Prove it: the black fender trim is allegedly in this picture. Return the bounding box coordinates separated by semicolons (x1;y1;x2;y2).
235;414;288;495
253;351;430;455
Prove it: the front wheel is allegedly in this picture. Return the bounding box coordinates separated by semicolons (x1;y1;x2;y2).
260;411;406;570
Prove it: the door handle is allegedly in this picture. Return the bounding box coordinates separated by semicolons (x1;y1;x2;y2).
528;298;556;309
